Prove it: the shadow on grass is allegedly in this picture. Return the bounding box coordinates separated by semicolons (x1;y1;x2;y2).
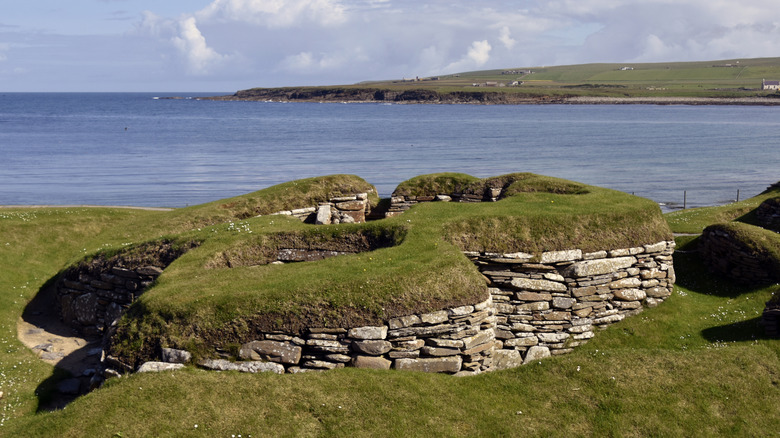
701;317;769;343
21;273;103;412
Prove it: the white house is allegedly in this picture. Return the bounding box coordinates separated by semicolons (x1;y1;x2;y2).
762;79;780;90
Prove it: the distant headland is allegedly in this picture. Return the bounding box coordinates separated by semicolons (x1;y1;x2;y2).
202;57;780;105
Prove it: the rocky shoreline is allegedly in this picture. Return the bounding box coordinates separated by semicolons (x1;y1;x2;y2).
202;87;780;105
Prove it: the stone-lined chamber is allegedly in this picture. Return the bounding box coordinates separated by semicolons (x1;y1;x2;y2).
80;240;675;377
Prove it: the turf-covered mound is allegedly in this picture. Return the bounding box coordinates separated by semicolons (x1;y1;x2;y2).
700;222;780;285
87;173;671;368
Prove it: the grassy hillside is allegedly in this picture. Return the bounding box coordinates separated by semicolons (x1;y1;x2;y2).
2;176;779;437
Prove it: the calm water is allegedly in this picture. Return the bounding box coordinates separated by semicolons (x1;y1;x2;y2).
1;92;778;210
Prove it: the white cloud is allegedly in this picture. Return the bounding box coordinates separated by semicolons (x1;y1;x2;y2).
443;40;492;73
197;0;347;28
498;26;516;50
171;16;225;74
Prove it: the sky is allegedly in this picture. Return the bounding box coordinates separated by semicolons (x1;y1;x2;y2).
1;0;779;92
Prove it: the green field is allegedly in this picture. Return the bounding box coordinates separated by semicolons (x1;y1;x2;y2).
1;175;779;436
357;57;780;98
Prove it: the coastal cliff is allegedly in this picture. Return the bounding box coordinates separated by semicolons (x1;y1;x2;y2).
205;87;780;105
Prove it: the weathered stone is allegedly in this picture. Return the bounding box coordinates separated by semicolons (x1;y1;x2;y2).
73;293;98;326
138;361;185;373
449;305;475;316
161;348;192;364
427;338;464;348
394;356;462;373
305;339;349;354
352;355;392;369
552;297;576;309
572;286;597;297
540;249;582;263
645;286;672;298
420;310;449;324
609;278;641;289
324;354;352;363
335;200;365;211
516;302;550;311
516;292;553;301
393;339;425;351
537;333;570;343
505;336;538;348
542;311;571;321
240;340;302;364
348;326;388;340
421;346;460;357
388;314;421;329
389;324;454;338
352;340;392;356
136;266;164;277
523;346;551;364
593;314;625;325
511;278;567;292
644;241;668;253
613;288;647;301
491;349;525;370
461;330;495;350
316;203;332;225
302;360;343;370
564;256;637;277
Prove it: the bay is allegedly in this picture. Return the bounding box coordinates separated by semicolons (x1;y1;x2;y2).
0;92;778;211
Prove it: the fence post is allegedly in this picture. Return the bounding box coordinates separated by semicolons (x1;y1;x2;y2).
736;189;740;203
683;191;687;210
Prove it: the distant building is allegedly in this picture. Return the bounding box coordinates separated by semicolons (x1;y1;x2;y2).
762;79;780;90
619;66;634;71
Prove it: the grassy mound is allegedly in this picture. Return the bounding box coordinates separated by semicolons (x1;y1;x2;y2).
3;180;779;436
100;173;671;366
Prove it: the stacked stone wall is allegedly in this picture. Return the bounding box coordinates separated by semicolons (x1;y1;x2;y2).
113;241;675;377
700;227;779;284
756;197;780;231
467;241;675;367
271;193;370;224
57;265;164;336
387;191;498;217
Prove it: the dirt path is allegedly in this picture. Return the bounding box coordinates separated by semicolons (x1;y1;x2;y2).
17;283;103;410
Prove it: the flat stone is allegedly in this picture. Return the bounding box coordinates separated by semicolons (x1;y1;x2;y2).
335;200;365;211
388;314;421;329
564;256;637;277
394;356;462;373
511;278;567;292
461;330;495;350
537;333;570;343
552;297;576;309
609;278;641;289
352;340;392;356
613;288;646;301
161;348;191;364
523;346;551;364
515;292;553;302
136;266;164;277
316;204;332;225
504;336;538;348
240;340;302;364
420;310;449;324
137;362;185;373
491;349;524;370
421;346;461;357
540;249;582;263
348;326;388;340
352;355;392;370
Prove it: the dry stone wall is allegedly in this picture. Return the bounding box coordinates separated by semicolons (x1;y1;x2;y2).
57;265;165;337
699;227;779;285
121;240;675;377
756;197;780;231
271;193;370;224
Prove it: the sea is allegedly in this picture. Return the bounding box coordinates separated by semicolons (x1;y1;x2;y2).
1;92;778;211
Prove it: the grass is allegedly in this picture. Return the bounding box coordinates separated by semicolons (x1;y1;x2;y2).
1;175;779;436
227;57;780;101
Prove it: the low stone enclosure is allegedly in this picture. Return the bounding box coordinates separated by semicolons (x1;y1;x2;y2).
53;172;678;382
697;182;780;338
58;238;675;376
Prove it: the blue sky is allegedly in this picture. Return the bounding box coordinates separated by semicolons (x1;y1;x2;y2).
2;0;779;92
